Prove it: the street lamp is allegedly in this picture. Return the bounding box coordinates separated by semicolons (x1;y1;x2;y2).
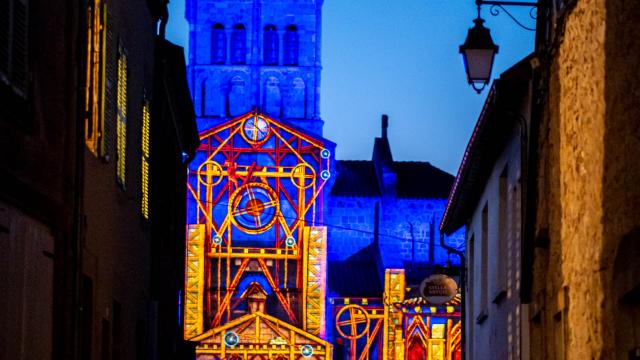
460;0;538;93
459;15;499;93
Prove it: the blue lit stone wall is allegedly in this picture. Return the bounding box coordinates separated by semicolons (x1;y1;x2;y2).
326;197;379;260
326;196;465;267
185;0;324;135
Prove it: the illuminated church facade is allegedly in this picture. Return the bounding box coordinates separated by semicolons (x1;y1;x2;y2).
183;1;465;359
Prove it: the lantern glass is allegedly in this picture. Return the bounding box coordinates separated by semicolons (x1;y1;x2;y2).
459;17;499;91
462;48;496;83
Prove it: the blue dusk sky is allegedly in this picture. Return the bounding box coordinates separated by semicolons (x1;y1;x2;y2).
165;0;534;175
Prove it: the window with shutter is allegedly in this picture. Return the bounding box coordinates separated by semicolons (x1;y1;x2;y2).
116;45;127;188
141;99;150;219
84;0;107;157
0;0;29;97
103;23;117;160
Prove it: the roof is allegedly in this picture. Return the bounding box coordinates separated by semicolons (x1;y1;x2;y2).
440;55;534;234
330;160;381;197
330;160;454;199
191;311;332;353
395;161;454;199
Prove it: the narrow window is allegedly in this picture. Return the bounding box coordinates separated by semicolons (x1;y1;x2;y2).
116;46;127;188
84;0;107;156
283;25;299;66
263;25;278;65
211;23;226;64
481;203;489;313
230;24;246;64
494;165;508;302
141;99;150;219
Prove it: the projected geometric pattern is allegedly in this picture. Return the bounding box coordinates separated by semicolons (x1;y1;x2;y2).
185;110;331;339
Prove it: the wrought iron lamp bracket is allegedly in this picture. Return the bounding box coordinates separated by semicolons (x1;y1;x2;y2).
476;0;539;31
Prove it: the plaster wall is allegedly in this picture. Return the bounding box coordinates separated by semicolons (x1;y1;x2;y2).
464;127;524;360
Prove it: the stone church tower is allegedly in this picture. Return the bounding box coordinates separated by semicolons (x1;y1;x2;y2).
186;0;324;135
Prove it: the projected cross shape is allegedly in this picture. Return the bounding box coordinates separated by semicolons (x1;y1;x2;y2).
336;305;370;340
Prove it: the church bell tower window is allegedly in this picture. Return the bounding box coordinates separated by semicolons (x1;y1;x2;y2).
230;24;246;64
283;25;299;66
211;23;226;64
263;25;278;65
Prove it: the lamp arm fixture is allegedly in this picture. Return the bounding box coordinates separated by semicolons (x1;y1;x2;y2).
476;0;539;32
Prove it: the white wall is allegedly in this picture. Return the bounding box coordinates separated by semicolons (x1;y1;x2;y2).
465;124;527;360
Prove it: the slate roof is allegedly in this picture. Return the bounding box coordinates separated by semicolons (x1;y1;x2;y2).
395;162;454;199
330;160;381;197
330;160;454;199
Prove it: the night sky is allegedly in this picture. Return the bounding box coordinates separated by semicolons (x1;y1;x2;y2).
166;0;534;174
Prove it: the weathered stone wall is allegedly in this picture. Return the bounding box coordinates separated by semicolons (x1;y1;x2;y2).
326;196;464;267
531;0;640;358
326;196;378;260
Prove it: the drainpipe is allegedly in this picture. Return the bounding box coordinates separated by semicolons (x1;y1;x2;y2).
440;232;466;360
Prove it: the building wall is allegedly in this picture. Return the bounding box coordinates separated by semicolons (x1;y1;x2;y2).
0;0;81;358
465;127;525;360
0;203;55;359
531;0;640;358
81;0;157;359
326;196;378;260
186;0;323;134
327;195;462;268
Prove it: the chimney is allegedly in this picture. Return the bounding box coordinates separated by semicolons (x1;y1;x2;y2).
381;114;389;139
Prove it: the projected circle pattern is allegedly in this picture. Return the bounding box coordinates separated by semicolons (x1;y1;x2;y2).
335;305;370;340
242;116;270;144
229;183;279;234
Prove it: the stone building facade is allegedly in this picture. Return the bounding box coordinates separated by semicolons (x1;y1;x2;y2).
529;0;640;358
327;118;465;269
186;0;324;135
